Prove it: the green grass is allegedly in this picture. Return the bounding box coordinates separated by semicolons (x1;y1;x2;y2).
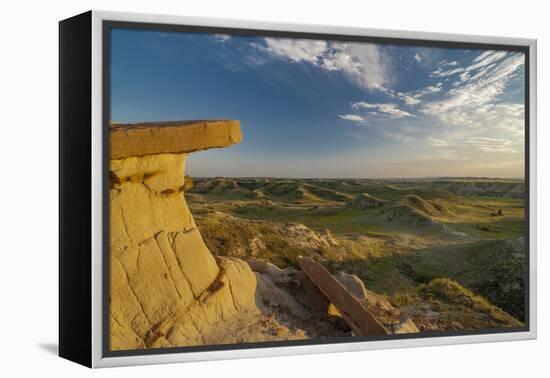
399;238;526;320
232;203;308;219
194;213;324;269
232;203;449;239
391;278;523;330
226;187;525;241
189;177;527;328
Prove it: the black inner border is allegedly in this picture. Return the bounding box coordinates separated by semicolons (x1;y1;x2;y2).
102;20;531;358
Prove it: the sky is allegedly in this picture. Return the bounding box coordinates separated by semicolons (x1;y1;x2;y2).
110;28;526;178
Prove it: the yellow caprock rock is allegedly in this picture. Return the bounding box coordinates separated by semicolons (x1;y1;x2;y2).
109;120;261;350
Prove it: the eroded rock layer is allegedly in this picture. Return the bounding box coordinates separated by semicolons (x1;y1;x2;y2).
110;120;242;159
109;121;263;350
109;120;420;351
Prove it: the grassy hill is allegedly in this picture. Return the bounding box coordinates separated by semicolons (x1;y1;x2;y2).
188;177;527;330
392;278;522;330
401;238;526;320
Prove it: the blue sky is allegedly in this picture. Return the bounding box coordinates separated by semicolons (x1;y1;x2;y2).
110;29;525;178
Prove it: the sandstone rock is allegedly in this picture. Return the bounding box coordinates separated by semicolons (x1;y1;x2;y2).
246;260;352;339
109;154;194;249
334;272;419;334
334;272;395;313
109;121;247;350
110;120;242;159
298;257;389;336
247;259;296;284
255;272;310;320
109;121;319;350
393;318;419;334
218;257;259;313
161;257;260;346
108;120;416;350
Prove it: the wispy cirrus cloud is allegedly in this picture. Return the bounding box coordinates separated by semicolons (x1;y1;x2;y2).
463;137;517;153
351;101;414;118
339;100;414;126
113;30;527;178
431;51;509;78
421;51;525;137
339;106;422;146
381;82;443;106
260;38;326;64
338;48;524;161
252;37;389;90
429;135;519;156
213;34;524;163
439;60;458;67
338;114;367;123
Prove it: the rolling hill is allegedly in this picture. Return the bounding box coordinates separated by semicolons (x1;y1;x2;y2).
187;176;526;330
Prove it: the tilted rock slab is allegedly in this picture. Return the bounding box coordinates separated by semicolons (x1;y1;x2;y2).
109;120;267;350
298;257;389;336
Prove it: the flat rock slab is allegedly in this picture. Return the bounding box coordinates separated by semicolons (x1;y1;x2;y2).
298;256;389;336
110;120;242;159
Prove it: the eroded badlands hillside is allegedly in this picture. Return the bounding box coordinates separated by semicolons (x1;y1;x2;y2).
109;122;524;351
188;176;526;329
109;121;426;351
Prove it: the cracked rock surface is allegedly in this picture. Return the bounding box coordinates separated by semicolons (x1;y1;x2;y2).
109;122;309;350
109;121;419;351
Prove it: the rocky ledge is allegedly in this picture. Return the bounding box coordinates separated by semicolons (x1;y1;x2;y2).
109;120;417;351
110;120;242;159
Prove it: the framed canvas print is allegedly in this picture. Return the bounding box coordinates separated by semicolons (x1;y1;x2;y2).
59;10;537;368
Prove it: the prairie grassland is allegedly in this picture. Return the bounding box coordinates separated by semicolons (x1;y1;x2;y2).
188;177;526;328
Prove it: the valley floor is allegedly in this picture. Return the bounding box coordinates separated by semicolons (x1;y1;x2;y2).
188;177;526;333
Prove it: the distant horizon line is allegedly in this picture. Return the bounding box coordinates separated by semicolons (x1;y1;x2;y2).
188;175;525;181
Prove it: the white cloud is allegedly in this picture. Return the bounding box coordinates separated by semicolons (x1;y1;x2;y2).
414;53;422;63
401;95;422;106
463;137;517;153
339;114;366;123
352;101;414;118
336;50;524;158
431;50;509;79
381;82;442;106
255;38;388;89
338;101;413;127
425;133;521;158
434;102;525;141
263;38;327;63
421;51;525;135
431;66;464;78
440;60;458;67
473;50;499;63
212;34;231;43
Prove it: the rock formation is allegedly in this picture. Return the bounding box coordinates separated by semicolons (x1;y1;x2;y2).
110;120;242;159
109;120;418;351
298;257;389;336
110;120;264;350
332;272;419;334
